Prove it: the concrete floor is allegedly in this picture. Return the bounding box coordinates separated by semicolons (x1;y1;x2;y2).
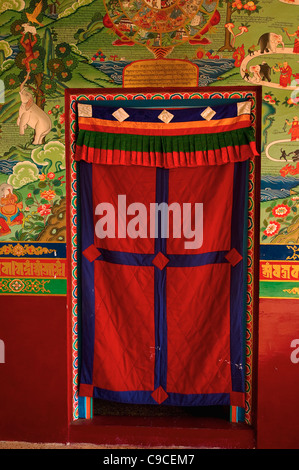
0;441;144;449
0;441;179;449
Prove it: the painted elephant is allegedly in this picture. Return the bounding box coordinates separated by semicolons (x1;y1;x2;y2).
249;65;262;83
17;72;52;145
258;32;284;54
259;62;272;82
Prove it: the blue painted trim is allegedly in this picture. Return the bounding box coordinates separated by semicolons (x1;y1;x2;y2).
260;244;295;260
238;405;245;422
0;242;66;258
78;395;86;418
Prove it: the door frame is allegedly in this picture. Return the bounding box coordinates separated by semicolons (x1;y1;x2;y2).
65;85;261;446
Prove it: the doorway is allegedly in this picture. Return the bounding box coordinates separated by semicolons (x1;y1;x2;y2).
66;86;261;428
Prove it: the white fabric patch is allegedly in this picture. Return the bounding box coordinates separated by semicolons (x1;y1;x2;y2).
158;110;174;123
78;103;92;117
200;106;216;121
112;108;130;122
237;101;252;116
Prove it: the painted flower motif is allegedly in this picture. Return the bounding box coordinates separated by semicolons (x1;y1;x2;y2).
264;221;280;237
39;173;46;181
287;98;299;105
59;113;65;125
12;244;25;257
272;204;291;218
291;196;299;201
47;172;55;179
10;280;23;291
263;94;272;101
37;204;52;216
40;190;56;201
27;193;32;197
245;1;256;10
232;0;242;9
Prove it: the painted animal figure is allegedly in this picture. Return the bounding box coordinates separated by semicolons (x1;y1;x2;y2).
17;72;52;145
249;64;261;83
280;149;288;161
258;32;284;53
248;44;256;56
259;62;271;82
291;149;299;162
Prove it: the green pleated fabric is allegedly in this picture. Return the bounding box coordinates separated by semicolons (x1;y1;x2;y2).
75;126;258;168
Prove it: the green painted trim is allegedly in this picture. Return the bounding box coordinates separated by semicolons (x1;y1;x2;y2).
260;281;299;298
0;277;67;295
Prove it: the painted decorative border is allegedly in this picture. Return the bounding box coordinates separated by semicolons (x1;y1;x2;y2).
66;87;260;425
260;245;299;299
0;242;67;295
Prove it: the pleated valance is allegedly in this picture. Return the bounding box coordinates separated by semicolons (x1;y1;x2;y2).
74;100;259;168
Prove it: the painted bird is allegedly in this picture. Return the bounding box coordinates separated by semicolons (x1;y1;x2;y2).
26;0;44;27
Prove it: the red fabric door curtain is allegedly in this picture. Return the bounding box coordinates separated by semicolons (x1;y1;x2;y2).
74;99;258;412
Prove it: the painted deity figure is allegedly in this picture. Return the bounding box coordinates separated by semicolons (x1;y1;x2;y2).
273;61;293;87
20;24;38;72
289;25;299;53
286;116;299;141
0;184;24;236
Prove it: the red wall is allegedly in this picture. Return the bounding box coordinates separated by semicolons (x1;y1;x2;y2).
1;295;299;448
0;296;69;443
257;298;299;449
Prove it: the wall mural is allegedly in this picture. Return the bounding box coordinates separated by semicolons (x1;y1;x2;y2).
0;0;299;298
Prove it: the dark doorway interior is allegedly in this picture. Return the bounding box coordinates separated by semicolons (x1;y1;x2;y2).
93;399;230;419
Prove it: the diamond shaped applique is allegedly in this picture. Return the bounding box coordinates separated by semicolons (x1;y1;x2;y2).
200;106;216;121
82;244;101;262
78;103;92;117
237;101;251;116
225;248;243;267
158;109;174;123
151;386;169;404
152;252;169;270
230;391;245;407
79;383;94;397
112;108;129;122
